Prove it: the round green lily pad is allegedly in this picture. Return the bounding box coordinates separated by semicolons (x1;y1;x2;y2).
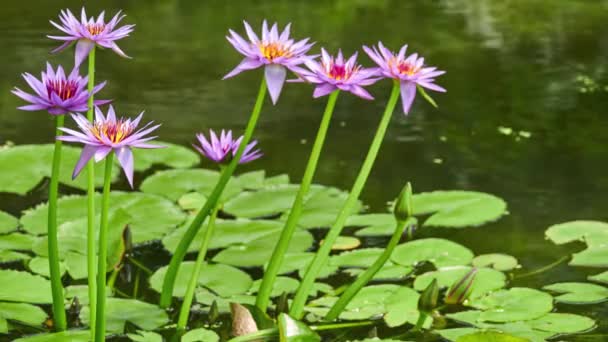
472;254;519;271
391;238;474;268
469;287;553;322
414;266;506;300
542;282;608;304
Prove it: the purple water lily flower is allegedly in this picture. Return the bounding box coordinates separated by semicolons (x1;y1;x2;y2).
193;129;262;164
57;105;162;187
363;42;446;114
223;20;315;104
294;48;379;100
49;8;135;67
12;63;108;115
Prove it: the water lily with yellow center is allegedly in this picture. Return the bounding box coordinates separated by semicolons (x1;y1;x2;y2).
57;105;162;187
223;20;315;104
364;42;446;114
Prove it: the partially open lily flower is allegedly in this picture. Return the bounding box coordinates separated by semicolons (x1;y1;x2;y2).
12;63;108;115
223;20;315;104
193;129;262;164
363;42;446;114
57;105;162;187
49;8;135;67
294;48;379;99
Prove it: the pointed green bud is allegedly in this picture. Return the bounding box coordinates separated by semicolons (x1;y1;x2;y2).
445;268;478;305
208;300;219;325
418;278;439;313
394;182;414;221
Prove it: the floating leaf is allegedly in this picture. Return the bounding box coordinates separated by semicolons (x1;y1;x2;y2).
456;331;528;342
195;288;256;313
542;282;608;304
132;141;200;172
141;168;241;201
545;220;608;246
27;257;67;278
178;192;208;211
413;191;507;228
272;252;338;279
249;277;299;298
13;330;90;342
0;270;52;304
0;232;37;252
391;238;474;268
345;264;413;281
472;254;519;271
278;313;321;341
80;298;168;333
355;217;417;236
149;262;252;298
589;271;608;284
331;248;388;268
287;186;362;229
469;288;553;322
181;328;220;342
414;266;506;300
571;246;608;267
0;302;47;330
526;313;595;334
436;328;480;342
213;230;313;267
21;192;186;244
307;285;399;320
0;144;118;195
0;211;18;234
384;286;430;328
223;185;300;218
163;218;283;254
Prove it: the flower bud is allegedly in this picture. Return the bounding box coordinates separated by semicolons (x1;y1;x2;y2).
394;182;413;221
445;268;478;305
418;278;439;313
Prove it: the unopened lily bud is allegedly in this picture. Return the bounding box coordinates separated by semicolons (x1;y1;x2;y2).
445;268;478;305
394;182;413;221
418;278;439;313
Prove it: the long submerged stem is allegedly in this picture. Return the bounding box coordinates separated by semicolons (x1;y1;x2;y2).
48;115;67;331
160;77;267;308
94;152;114;342
290;81;401;318
325;218;409;321
256;90;340;312
85;46;97;339
176;205;220;331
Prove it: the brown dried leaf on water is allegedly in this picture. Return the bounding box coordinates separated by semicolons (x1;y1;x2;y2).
230;302;258;337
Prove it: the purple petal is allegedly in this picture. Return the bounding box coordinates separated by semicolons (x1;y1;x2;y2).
116;146;134;188
400;81;417;115
223;58;264;79
418;81;446;93
72;145;97;180
75;40;95;67
50;41;74;54
313;83;337;98
109;42;131;59
94;146;112;162
264;64;287;105
349;85;374;100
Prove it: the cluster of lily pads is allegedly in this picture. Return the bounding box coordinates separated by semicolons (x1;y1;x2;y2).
0;142;605;341
3;5;607;342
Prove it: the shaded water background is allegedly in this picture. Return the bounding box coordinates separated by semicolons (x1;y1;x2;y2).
1;0;608;340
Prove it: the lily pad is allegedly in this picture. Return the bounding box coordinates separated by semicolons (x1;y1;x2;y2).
0;302;47;331
545;220;608;246
285;186;362;229
354;216;417;237
0;270;52;304
0;144;119;195
140;168;240;201
542;282;608;304
149;262;252;298
223;185;300;218
307;285;400;320
127;331;163;342
414;266;506;300
526;313;595;334
345;264;413;281
273;252;338;279
570;246;608;267
456;331;528;342
0;211;18;234
391;238;474;268
330;248;388;268
589;271;608;284
468;288;553;322
278;313;321;341
80;298;168;333
213;229;313;267
472;254;519;271
412;191;507;228
384;286;431;328
249;276;300;298
132;141;200;171
195;288;257;313
27;257;67;278
13;330;90;342
325;236;361;250
163;218;283;254
21;191;186;244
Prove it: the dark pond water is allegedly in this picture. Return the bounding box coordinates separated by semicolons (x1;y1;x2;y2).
1;0;608;340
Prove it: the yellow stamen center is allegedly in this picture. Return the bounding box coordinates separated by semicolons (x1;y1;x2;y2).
91;120;134;144
87;24;105;36
259;42;291;61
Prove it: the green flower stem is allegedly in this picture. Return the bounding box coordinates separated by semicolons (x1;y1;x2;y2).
160;77;267;308
94;152;114;342
85;47;97;339
290;81;401;318
256;90;340;312
48;115;67;331
325;218;408;321
176;205;220;331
